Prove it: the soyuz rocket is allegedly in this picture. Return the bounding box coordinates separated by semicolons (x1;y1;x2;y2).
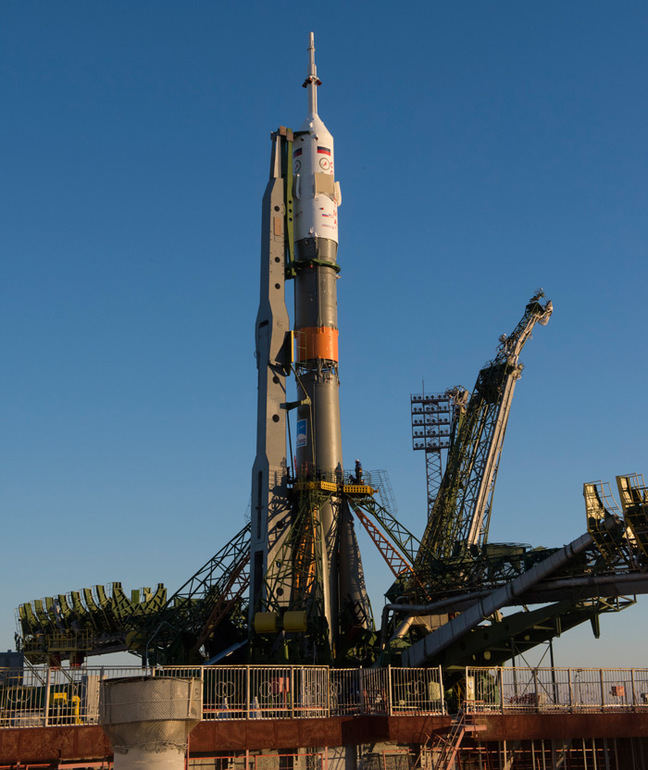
249;33;372;658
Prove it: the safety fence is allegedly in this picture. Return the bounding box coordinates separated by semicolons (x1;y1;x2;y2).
0;664;444;728
331;666;444;716
465;667;648;712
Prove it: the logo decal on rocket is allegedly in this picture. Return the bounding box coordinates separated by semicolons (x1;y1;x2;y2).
296;419;307;448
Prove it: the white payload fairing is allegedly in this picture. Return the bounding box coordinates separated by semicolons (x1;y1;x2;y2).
293;35;342;246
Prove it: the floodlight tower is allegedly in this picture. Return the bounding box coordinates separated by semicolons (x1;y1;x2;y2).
411;391;453;516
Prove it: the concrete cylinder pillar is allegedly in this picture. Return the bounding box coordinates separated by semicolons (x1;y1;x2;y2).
99;676;202;769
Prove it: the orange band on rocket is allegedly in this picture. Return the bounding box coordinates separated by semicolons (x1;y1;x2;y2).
295;327;339;362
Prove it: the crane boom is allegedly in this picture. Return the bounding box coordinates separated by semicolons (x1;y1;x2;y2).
415;293;552;568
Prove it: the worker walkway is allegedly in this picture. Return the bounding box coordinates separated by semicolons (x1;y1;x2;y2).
4;662;648;729
465;665;648;713
0;663;444;728
3;664;648;768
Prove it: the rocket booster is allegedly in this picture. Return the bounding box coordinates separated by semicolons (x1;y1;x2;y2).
250;34;372;656
292;34;372;644
293;33;343;479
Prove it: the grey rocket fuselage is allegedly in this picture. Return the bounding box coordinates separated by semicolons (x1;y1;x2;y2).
292;37;344;633
250;34;371;652
293;40;342;484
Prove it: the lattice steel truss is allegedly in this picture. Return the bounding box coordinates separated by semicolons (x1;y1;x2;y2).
141;522;251;664
261;481;328;621
17;583;169;665
411;391;453;517
415;293;552;574
254;468;426;661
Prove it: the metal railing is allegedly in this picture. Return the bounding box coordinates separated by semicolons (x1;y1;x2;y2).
0;664;444;728
202;665;330;720
0;665;105;728
465;666;648;712
389;667;444;715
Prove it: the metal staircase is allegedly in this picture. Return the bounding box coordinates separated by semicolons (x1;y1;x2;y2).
432;708;485;769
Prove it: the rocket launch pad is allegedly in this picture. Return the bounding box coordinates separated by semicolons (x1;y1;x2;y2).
249;34;373;662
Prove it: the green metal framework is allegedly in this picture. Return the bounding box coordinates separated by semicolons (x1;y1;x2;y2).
141;521;251;664
17;583;168;665
384;473;648;668
414;294;552;580
17;522;251;666
252;467;424;662
438;596;636;674
260;480;328;619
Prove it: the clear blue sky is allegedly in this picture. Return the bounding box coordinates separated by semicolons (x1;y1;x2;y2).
2;1;646;667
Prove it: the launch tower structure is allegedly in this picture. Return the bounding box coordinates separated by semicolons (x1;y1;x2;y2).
249;34;372;662
414;292;553;571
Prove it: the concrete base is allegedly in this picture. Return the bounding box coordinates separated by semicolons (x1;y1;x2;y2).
100;676;202;769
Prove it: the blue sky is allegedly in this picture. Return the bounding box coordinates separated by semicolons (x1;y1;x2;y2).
1;1;646;667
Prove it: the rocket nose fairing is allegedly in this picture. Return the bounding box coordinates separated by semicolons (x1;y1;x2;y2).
293;34;341;245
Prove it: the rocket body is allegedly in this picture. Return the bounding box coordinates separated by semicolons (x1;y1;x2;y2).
293;39;342;633
293;37;342;482
251;34;372;656
291;35;371;647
